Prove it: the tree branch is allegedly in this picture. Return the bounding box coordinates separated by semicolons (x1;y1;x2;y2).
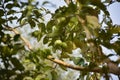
47;55;102;72
5;26;32;50
47;55;120;75
12;28;33;50
6;25;120;75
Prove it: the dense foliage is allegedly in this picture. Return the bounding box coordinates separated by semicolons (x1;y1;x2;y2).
0;0;120;80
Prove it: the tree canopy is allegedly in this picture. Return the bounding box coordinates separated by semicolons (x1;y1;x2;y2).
0;0;120;80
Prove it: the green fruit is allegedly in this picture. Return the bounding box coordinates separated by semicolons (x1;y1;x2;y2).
54;40;62;46
61;42;67;48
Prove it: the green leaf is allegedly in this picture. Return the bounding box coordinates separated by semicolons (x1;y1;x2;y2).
37;34;42;41
43;49;51;57
31;30;40;37
61;52;70;58
90;0;109;15
47;27;60;37
33;10;42;18
1;46;11;57
51;70;58;80
0;9;4;16
13;43;24;51
10;57;24;71
14;34;20;41
38;23;45;32
6;3;13;9
46;20;55;33
38;23;45;29
8;16;18;23
72;57;85;65
39;49;51;59
4;0;11;3
43;36;49;44
0;18;6;24
28;19;36;28
32;18;40;23
68;2;77;13
7;10;16;15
